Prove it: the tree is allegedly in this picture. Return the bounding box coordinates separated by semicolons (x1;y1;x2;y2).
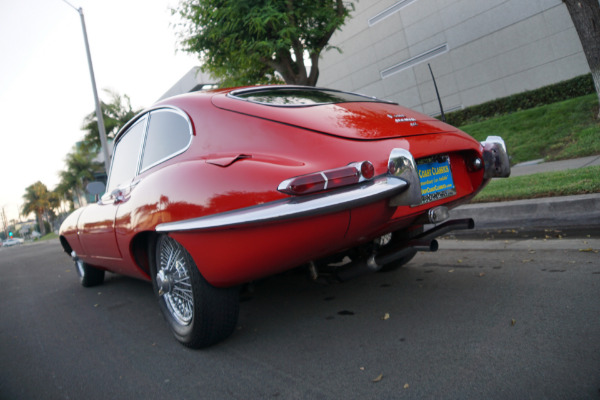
56;145;103;209
173;0;355;87
81;89;141;155
22;181;52;236
55;89;136;212
563;0;600;118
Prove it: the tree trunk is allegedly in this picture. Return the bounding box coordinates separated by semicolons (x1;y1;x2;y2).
36;210;46;236
563;0;600;118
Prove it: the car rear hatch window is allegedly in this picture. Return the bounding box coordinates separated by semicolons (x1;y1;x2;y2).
229;87;390;107
212;86;455;140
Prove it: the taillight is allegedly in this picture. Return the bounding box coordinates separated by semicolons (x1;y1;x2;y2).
278;161;375;195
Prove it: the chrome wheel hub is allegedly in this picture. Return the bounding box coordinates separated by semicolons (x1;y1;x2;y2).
156;269;173;296
157;237;194;326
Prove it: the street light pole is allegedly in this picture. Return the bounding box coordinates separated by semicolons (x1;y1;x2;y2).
62;0;111;174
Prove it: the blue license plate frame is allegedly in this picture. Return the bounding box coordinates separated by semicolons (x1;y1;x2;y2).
417;155;456;204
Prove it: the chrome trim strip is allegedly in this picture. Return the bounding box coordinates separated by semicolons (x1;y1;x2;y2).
156;176;409;232
320;172;329;190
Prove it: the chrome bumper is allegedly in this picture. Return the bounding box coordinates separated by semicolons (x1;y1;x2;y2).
481;136;511;178
156;176;410;232
156;139;509;233
157;149;421;232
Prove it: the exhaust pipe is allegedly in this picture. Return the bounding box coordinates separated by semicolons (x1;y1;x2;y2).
336;218;474;281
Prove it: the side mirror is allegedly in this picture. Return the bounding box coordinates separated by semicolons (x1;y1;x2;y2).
86;181;106;202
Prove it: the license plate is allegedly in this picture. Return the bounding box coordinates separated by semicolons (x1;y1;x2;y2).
417;155;456;204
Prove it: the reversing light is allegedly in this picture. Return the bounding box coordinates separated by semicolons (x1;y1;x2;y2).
469;156;483;172
278;161;375;195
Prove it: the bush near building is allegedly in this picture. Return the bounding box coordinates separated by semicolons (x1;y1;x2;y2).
444;74;595;127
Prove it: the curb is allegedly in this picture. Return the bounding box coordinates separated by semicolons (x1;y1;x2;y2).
450;193;600;230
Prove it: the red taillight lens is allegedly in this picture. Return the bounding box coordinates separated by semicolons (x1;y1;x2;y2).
278;161;375;195
360;161;375;180
324;166;360;189
285;174;326;195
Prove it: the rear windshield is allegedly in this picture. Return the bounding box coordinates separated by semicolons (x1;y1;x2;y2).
229;87;392;107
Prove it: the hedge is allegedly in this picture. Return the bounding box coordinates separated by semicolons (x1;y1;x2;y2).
443;74;595;127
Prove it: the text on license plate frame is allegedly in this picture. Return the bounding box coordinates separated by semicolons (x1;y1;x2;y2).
417;155;456;205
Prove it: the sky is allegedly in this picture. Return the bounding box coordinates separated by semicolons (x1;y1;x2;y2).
0;0;199;223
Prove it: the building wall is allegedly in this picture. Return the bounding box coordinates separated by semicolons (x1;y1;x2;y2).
159;67;218;101
318;0;589;115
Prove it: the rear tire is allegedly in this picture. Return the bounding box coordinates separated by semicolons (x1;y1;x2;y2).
378;250;417;272
151;234;239;349
75;259;105;287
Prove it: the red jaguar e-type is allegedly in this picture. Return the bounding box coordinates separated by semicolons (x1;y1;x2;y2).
59;86;510;348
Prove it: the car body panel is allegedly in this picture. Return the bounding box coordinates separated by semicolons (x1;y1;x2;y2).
212;91;454;140
60;85;506;289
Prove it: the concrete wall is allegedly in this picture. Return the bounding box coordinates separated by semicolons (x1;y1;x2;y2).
318;0;590;115
158;67;218;101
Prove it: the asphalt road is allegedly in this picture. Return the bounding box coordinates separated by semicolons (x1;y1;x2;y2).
1;238;599;399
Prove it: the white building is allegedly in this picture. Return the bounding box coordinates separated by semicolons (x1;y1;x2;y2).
159;67;218;101
317;0;589;115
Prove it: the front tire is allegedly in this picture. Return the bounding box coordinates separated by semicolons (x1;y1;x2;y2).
151;235;239;349
75;259;105;287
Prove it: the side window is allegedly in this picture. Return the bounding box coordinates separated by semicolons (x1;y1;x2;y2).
141;109;192;172
106;117;146;193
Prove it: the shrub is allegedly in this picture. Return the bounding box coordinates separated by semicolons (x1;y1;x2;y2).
443;74;595;127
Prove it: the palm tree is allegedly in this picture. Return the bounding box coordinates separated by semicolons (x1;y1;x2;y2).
22;181;52;236
80;89;142;154
57;145;103;209
56;89;138;210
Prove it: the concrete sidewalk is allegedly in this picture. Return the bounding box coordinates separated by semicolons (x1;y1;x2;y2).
449;155;600;234
509;155;600;177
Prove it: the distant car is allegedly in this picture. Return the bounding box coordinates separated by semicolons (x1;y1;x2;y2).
59;85;510;348
3;238;22;247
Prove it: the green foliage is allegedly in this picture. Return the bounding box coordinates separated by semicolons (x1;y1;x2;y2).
473;166;600;203
55;89;137;210
56;145;103;209
445;74;595;126
173;0;355;86
461;94;600;164
81;89;141;155
22;181;52;236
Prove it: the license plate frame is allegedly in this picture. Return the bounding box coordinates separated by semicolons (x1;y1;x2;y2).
417;155;456;205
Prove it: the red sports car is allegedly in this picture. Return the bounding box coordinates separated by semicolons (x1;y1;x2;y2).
59;86;510;348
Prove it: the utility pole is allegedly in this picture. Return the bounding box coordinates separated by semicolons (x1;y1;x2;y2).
62;0;111;173
1;207;8;239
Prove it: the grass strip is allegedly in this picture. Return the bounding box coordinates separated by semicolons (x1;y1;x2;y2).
460;94;600;164
472;166;600;203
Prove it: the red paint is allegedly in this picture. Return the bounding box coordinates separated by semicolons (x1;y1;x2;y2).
60;86;489;287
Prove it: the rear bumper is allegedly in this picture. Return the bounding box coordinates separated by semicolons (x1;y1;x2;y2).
481;136;511;178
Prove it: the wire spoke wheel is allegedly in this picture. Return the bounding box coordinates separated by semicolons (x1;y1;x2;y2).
151;234;240;348
156;237;194;325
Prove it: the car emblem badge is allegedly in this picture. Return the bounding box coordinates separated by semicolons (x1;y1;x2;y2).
387;114;418;127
